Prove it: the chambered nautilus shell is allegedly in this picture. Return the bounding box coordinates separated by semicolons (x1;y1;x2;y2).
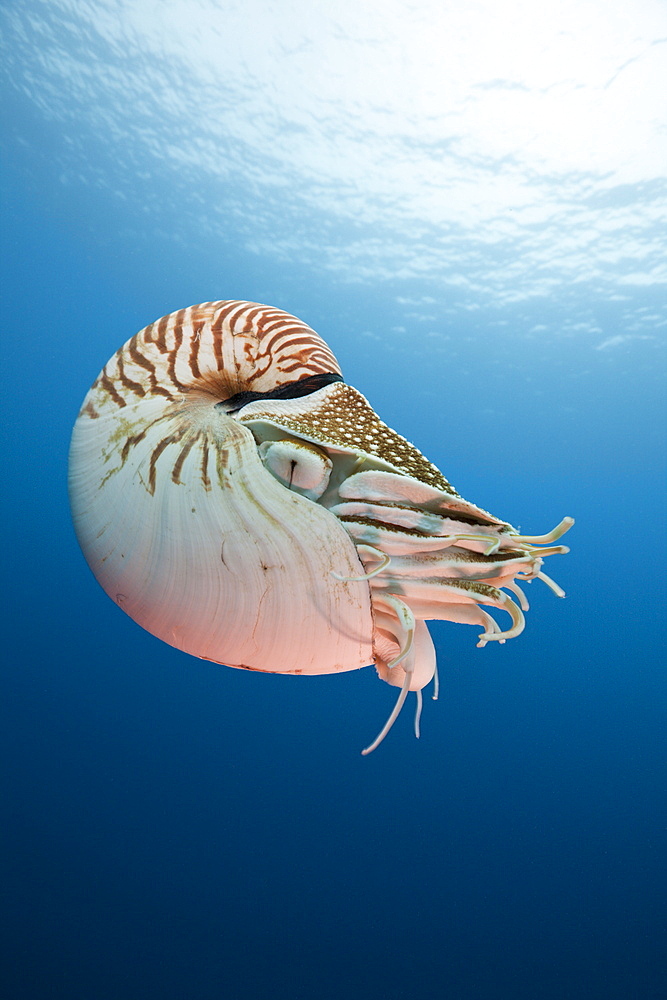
69;301;573;753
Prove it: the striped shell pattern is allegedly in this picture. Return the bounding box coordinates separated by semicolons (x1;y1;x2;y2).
69;301;573;753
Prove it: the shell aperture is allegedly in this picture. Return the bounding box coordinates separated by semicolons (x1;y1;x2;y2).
68;300;573;753
217;371;344;413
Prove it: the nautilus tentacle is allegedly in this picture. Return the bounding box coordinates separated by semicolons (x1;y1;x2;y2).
69;300;573;754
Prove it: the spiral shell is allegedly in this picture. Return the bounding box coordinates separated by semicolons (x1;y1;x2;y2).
69;300;573;753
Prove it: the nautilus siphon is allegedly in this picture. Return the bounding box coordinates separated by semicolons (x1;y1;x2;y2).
68;301;573;753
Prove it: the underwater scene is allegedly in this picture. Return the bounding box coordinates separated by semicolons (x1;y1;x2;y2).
2;2;665;998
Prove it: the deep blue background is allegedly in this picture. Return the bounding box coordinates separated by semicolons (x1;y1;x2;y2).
2;20;666;1000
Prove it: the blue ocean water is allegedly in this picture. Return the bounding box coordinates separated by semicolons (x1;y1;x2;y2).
2;3;666;998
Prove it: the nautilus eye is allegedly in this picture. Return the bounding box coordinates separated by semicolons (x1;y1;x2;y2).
258;439;333;500
68;300;573;754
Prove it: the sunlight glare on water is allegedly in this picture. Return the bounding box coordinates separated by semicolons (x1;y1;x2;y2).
2;0;666;312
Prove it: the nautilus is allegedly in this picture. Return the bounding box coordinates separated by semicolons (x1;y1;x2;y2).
69;301;573;753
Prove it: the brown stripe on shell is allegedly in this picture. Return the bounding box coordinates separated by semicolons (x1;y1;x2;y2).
245;304;269;331
116;350;146;398
252;338;340;386
128;333;175;400
146;426;189;496
143;314;170;352
147;437;172;495
200;437;211;490
261;325;339;367
149;382;175;401
120;428;149;464
188;313;205;380
209;302;257;373
156;313;171;353
99;367;127;408
128;333;158;378
166;309;191;392
171;433;199;485
209;305;228;370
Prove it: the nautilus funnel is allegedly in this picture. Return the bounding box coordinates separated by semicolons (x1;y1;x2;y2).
69;300;573;753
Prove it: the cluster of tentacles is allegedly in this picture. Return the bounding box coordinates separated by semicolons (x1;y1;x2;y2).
328;470;573;754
